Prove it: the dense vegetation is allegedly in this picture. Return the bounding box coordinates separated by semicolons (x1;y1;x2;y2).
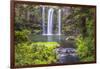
14;3;95;66
62;7;95;61
75;12;95;61
15;42;59;66
69;7;95;61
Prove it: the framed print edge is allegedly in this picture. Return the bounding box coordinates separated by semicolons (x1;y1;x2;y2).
10;0;96;68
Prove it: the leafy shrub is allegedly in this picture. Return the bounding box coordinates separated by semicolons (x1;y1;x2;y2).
75;35;88;61
75;35;95;62
75;13;95;62
15;29;31;43
15;42;34;66
15;42;59;66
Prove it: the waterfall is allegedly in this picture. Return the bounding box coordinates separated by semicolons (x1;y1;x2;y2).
58;9;61;35
42;7;62;41
47;8;54;35
42;7;46;35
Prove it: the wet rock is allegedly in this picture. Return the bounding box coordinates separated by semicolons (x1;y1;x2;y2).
55;47;79;63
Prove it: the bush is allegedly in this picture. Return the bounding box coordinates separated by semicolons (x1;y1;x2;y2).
75;15;95;62
15;29;31;43
15;42;59;66
75;35;95;62
15;42;34;66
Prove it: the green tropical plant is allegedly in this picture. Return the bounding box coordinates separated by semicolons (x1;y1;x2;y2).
15;42;59;66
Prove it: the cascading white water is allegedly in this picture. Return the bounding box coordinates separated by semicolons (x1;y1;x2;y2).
58;9;61;35
57;9;62;41
47;8;54;35
42;7;46;35
42;7;62;41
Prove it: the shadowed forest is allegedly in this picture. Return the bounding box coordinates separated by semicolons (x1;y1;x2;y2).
14;3;95;66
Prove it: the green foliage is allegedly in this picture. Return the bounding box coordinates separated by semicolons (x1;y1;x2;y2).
76;35;88;60
15;42;34;66
75;15;95;62
15;4;41;33
15;29;31;43
76;35;95;62
15;42;59;66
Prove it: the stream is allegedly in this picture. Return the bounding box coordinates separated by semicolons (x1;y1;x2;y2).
55;40;79;63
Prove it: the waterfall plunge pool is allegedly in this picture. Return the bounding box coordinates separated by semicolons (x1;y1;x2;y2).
29;34;67;42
